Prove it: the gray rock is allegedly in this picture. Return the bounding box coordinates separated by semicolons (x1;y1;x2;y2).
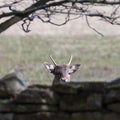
0;72;27;98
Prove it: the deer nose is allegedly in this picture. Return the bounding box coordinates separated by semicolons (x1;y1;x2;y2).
61;78;66;82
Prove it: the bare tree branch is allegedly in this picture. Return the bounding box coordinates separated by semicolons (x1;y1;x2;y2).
85;16;104;36
0;0;120;34
0;16;22;33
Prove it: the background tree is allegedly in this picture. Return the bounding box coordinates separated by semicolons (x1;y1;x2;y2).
0;0;120;34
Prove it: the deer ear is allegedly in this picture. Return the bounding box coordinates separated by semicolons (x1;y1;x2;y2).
69;64;81;74
44;63;54;72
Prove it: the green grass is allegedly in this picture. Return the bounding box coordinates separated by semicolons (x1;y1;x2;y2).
0;35;120;85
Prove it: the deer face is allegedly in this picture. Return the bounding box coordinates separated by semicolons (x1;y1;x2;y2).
44;56;81;84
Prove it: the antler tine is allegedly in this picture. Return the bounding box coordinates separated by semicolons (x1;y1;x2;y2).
49;56;57;66
68;55;73;65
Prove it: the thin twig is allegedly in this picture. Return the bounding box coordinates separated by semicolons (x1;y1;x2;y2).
85;16;104;37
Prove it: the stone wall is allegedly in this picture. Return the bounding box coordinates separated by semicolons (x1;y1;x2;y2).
0;82;120;120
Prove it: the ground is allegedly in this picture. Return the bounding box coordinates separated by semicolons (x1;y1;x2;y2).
1;17;120;36
0;16;120;85
0;35;120;85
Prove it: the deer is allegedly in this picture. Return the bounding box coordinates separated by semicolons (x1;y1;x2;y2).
44;56;81;85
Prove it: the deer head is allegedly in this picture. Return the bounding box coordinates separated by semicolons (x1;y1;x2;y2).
44;56;81;85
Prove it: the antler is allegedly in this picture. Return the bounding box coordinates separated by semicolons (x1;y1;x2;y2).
49;56;57;66
68;55;73;65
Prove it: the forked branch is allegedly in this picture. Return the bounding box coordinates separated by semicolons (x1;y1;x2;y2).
0;0;120;33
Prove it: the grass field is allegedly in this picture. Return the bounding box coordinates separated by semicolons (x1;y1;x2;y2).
0;35;120;85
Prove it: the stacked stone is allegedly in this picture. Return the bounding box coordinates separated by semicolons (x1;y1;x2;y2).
0;82;120;120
